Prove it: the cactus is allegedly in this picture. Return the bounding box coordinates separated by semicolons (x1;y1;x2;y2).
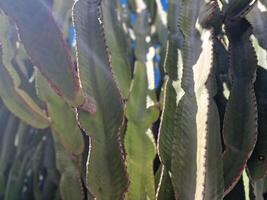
0;0;84;106
124;3;159;199
0;0;267;200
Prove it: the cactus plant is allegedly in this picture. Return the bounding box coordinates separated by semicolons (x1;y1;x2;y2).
0;0;267;199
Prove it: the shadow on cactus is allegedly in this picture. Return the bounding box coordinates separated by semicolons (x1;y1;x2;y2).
0;0;267;200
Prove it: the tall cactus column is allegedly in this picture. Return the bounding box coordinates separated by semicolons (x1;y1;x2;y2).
222;18;258;195
159;1;224;199
73;0;129;199
157;0;183;198
124;1;159;199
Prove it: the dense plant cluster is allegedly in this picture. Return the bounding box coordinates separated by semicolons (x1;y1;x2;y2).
0;0;267;199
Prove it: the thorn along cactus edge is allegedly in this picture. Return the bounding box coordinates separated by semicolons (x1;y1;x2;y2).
0;0;267;199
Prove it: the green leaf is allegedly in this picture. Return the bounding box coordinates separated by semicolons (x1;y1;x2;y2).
73;0;128;198
223;19;258;195
0;0;84;106
36;71;84;155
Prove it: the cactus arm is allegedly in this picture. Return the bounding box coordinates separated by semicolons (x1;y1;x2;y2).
36;70;84;199
36;71;84;155
222;19;258;195
73;0;129;198
0;0;84;106
0;48;50;129
0;14;21;87
247;5;267;69
158;80;182;171
157;0;184;172
0;15;50;129
163;0;183;80
247;68;267;180
101;0;133;99
157;3;183;197
124;61;158;200
123;4;160;198
124;124;156;200
170;1;224;199
152;0;168;49
246;7;267;180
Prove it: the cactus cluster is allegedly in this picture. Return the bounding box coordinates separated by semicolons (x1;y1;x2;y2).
0;0;267;199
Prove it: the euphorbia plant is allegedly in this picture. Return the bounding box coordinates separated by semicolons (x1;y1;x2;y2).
0;0;266;199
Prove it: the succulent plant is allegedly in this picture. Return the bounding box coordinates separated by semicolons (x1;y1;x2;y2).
0;0;267;199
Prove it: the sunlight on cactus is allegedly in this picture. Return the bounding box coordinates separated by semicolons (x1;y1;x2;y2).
0;0;267;200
